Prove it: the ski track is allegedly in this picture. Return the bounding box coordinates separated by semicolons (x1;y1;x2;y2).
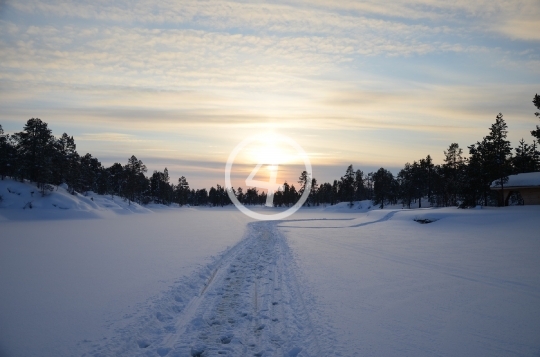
278;210;399;229
84;221;329;357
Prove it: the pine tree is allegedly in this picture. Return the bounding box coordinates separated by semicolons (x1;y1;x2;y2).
465;141;491;207
531;94;540;141
365;172;374;200
397;163;414;208
310;177;318;206
442;143;464;206
95;166;109;195
150;170;163;203
0;125;7;179
430;164;446;207
533;141;540;171
341;164;355;207
66;152;81;194
162;168;171;204
107;163;124;199
316;182;332;206
51;133;77;188
209;184;227;207
195;188;208;206
0;125;18;180
484;113;512;206
123;155;147;204
513;139;540;174
149;168;173;204
331;180;339;205
14;118;55;194
175;176;190;206
288;184;298;206
411;161;426;208
245;187;258;205
373;168;397;209
79;153;101;194
297;170;312;204
420;155;434;205
236;187;244;204
354;169;365;201
282;182;291;207
396;161;424;208
258;189;267;206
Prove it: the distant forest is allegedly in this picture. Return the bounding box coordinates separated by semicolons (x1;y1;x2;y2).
1;94;539;208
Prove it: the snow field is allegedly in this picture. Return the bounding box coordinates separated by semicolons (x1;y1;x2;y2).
281;206;540;356
0;209;252;357
1;199;539;357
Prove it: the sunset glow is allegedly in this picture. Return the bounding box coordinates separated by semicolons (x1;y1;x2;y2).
0;0;539;187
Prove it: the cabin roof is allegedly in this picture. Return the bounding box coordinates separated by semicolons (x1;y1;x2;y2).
491;172;540;189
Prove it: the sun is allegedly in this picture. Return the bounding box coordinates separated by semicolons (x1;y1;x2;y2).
230;132;305;190
246;133;292;167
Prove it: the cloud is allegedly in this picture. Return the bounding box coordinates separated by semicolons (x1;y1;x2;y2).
2;0;536;98
1;0;539;188
498;19;540;41
78;132;141;142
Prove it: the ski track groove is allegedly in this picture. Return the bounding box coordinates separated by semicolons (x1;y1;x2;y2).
84;221;328;357
278;210;399;229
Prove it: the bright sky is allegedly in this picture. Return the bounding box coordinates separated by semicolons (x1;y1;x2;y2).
1;0;539;189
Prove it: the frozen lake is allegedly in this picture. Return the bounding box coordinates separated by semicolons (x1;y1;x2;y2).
1;205;539;356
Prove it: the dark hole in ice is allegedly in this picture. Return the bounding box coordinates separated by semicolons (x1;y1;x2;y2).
414;218;437;224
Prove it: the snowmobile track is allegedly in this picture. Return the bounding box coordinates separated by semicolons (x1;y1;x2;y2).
86;221;326;357
164;221;323;357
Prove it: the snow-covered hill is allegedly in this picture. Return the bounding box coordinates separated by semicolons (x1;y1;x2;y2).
0;179;151;220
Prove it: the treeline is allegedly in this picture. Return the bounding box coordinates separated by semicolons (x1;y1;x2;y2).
242;94;540;208
332;95;540;208
310;95;540;208
1;94;539;208
0;119;205;205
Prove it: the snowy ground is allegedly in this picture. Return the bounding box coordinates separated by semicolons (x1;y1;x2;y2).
281;206;540;356
1;184;540;356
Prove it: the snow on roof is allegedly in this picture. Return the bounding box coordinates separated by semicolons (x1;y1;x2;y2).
491;172;540;188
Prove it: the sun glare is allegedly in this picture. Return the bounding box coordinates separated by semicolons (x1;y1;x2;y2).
245;134;295;166
229;132;308;190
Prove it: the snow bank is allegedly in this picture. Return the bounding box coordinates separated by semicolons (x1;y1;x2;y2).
322;200;374;212
0;179;151;220
322;199;421;212
490;172;540;188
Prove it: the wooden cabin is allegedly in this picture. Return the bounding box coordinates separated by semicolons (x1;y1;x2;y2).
490;172;540;206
